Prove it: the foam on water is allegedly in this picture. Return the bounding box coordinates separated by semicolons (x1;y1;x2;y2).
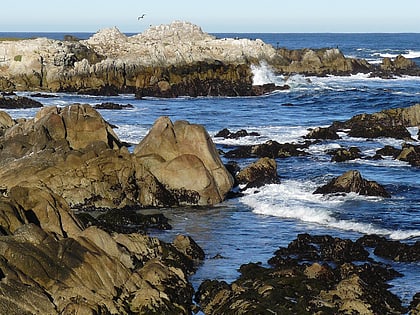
241;181;420;240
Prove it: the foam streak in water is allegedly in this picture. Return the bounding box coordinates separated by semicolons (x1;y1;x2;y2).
241;182;420;240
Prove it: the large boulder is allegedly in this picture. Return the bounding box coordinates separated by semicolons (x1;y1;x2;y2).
134;116;234;206
313;170;391;198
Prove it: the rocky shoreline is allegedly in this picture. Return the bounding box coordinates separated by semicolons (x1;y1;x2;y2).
0;102;418;313
1;21;419;97
0;21;420;314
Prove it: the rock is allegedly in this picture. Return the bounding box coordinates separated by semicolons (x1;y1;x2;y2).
173;234;205;263
410;293;420;315
214;128;260;139
224;140;309;159
334;103;420;140
304;126;340;140
196;234;406;315
358;235;420;262
93;102;134;110
0;105;233;208
396;143;420;166
0;187;201;314
134;116;234;206
376;145;402;159
250;83;290;95
80;208;172;234
313;170;391;198
328;146;361;162
275;47;373;76
236;157;279;189
0;95;43;109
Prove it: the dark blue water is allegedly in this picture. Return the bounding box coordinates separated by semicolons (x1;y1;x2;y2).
3;31;420;305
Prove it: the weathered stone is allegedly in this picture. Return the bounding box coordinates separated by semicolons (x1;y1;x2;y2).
0;187;201;314
134;116;234;206
313;170;391;198
304;126;340;140
224;140;309;159
328;146;361;162
0;95;43;109
236;157;279;189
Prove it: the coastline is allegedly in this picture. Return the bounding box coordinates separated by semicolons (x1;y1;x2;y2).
0;25;416;313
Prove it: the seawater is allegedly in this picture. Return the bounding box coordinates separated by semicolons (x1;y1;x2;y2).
3;32;420;305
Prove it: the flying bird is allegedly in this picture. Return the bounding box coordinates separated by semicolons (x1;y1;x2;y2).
138;14;146;20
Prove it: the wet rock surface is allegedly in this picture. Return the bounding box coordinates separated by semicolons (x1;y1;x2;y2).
224;140;310;159
195;234;410;315
313;170;391;198
0;95;43;109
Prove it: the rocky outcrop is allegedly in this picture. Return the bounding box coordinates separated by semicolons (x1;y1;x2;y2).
0;95;43;109
328;146;361;162
0;104;233;208
236;157;279;189
134;116;234;206
275;47;373;76
1;21;418;96
224;140;310;159
0;186;202;314
0;22;278;96
195;234;407;315
313;170;391;198
333;103;420;140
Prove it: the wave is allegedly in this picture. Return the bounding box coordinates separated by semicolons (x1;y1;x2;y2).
251;61;284;86
373;50;420;59
240;181;420;240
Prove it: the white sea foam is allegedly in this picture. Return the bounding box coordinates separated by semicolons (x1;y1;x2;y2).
251;61;284;85
212;125;309;146
241;181;420;240
374;50;420;60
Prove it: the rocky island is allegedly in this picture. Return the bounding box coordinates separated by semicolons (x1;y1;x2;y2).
1;21;419;97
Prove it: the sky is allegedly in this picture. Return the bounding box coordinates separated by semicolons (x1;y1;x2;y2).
1;0;420;33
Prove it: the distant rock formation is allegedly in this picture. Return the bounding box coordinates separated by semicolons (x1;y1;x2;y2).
1;21;418;96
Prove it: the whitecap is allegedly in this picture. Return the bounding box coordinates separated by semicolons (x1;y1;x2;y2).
240;181;420;240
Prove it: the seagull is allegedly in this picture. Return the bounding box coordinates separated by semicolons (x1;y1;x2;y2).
137;14;146;20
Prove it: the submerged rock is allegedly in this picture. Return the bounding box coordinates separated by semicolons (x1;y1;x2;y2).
313;170;391;198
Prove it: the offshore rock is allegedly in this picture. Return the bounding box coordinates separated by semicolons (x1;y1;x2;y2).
0;95;43;109
224;140;310;159
334;103;420;140
275;47;373;76
196;234;406;315
328;146;361;162
134;116;234;206
0;21;277;96
236;157;280;189
1;21;416;96
313;170;391;198
0;104;233;208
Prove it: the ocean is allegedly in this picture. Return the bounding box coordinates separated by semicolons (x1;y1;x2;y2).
2;32;420;306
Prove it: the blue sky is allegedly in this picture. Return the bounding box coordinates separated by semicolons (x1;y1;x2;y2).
2;0;420;33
